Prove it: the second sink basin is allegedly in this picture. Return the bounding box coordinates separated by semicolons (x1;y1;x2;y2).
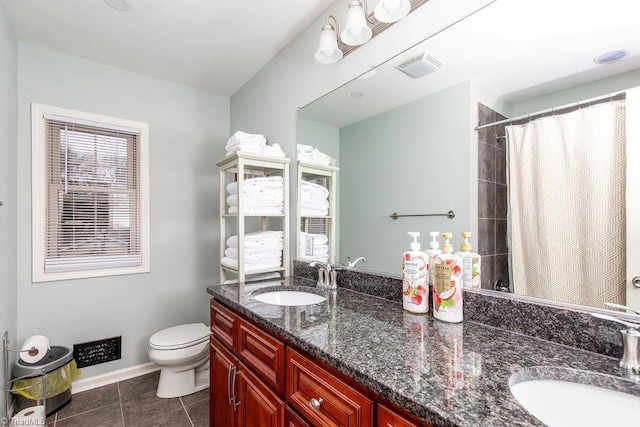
510;367;640;426
253;290;326;306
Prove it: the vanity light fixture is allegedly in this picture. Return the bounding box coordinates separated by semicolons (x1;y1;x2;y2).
315;16;344;64
341;1;373;46
314;0;428;64
374;0;411;23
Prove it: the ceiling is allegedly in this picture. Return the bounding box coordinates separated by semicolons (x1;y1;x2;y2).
0;0;335;97
298;0;640;128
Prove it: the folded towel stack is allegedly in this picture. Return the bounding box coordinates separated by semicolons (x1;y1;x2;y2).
300;180;329;216
227;176;284;215
222;230;284;271
297;144;331;166
299;231;329;263
226;131;286;158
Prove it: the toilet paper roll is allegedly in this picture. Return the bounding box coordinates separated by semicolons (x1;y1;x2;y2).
20;335;50;364
10;405;45;425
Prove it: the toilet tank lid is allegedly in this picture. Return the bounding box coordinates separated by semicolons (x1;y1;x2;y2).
149;323;210;348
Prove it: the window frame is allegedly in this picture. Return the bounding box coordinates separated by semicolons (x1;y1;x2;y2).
32;103;150;282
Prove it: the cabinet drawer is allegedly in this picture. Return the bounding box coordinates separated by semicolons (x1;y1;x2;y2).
238;318;285;395
286;348;373;427
285;405;312;427
211;299;237;352
377;404;427;427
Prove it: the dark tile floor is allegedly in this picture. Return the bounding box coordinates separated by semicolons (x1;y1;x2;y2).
44;371;209;427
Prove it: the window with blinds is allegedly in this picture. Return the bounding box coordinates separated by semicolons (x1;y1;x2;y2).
32;104;150;282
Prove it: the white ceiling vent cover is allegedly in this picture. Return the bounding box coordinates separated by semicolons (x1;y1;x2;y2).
395;53;444;78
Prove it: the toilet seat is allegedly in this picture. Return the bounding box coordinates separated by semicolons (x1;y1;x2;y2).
149;323;210;350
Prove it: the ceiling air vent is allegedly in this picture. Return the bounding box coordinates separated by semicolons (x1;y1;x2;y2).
395;53;444;78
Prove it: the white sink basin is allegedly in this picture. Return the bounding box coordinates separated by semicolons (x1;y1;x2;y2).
510;377;640;426
253;290;326;306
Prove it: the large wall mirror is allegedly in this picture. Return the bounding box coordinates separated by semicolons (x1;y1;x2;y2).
296;0;640;311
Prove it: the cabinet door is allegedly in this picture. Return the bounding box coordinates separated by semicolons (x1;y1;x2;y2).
211;339;236;427
287;348;373;427
211;299;237;352
236;362;285;427
238;318;285;395
285;405;312;427
377;404;427;427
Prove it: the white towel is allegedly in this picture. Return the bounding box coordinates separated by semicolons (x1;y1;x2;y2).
301;198;329;210
299;232;328;245
221;256;282;271
225;132;286;157
227;193;284;207
225;246;284;259
227;177;283;195
300;208;328;216
226;231;284;248
228;206;284;215
301;181;330;198
299;254;329;262
299;244;328;256
297;144;331;166
261;143;286;158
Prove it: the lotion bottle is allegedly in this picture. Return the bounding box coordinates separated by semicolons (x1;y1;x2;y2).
456;232;482;291
432;233;463;323
425;231;442;288
402;232;429;314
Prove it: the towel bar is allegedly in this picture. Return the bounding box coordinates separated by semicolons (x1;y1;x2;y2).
390;210;455;220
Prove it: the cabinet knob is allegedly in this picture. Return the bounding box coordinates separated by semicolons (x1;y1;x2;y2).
633;277;640;288
309;397;323;410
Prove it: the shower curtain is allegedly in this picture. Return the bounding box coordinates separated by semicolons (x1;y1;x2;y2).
506;100;626;308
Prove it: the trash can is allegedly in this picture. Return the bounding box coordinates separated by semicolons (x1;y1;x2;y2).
12;346;81;415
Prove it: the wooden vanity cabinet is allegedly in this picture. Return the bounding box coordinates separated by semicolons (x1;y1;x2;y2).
287;348;373;426
211;338;285;427
238;317;286;395
210;298;431;427
285;405;313;427
377;404;423;427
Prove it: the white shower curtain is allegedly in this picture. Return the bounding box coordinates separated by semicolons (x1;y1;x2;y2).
507;100;626;308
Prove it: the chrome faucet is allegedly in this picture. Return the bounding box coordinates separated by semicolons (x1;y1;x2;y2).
592;310;640;376
347;256;367;268
309;261;337;289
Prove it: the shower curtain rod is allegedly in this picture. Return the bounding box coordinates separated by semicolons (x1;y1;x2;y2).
474;90;626;131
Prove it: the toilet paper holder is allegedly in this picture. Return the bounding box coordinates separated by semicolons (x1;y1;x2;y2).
2;331;48;425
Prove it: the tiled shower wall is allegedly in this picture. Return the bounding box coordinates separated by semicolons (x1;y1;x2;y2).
477;104;509;290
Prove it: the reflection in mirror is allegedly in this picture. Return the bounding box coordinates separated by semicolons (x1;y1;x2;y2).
296;0;640;311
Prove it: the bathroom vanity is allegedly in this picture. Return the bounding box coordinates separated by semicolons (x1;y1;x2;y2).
207;275;640;426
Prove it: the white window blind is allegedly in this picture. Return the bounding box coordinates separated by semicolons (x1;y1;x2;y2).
32;103;150;281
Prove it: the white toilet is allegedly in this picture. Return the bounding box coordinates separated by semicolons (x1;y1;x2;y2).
148;323;211;398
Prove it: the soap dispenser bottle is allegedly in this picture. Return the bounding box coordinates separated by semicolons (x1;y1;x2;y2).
456;232;482;291
432;233;463;323
425;231;442;288
402;232;429;314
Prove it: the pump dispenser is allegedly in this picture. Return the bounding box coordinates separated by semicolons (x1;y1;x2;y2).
432;233;463;322
402;232;429;314
456;232;482;291
426;231;442;288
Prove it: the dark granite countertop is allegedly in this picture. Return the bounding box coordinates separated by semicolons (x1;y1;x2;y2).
206;276;640;427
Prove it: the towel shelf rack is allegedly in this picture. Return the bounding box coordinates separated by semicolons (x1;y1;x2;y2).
390;210;455;220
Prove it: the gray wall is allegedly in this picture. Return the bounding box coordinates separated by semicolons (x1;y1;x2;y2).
16;43;229;376
0;4;17;418
339;82;474;274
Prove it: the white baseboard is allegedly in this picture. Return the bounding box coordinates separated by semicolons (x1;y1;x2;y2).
71;362;160;394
